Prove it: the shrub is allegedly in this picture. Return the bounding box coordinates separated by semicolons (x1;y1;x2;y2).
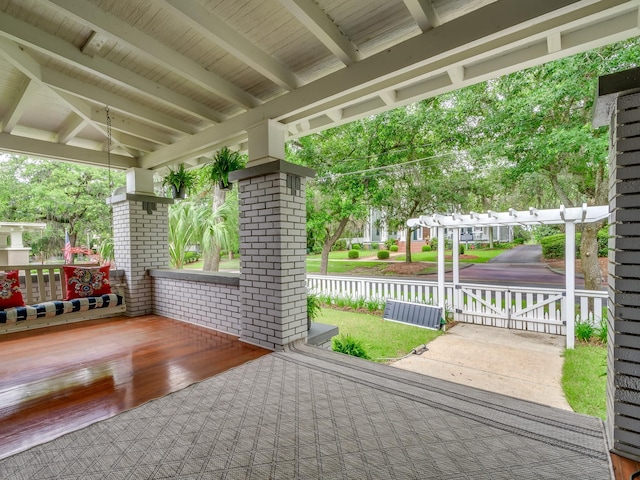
384;238;397;249
307;291;321;329
377;250;390;259
371;242;379;250
348;249;360;259
332;239;347;251
351;243;362;250
421;245;431;252
597;228;608;257
184;251;200;263
459;244;465;255
430;238;438;250
575;320;595;342
389;245;399;252
541;234;567;259
596;318;608;344
332;334;371;360
513;238;525;245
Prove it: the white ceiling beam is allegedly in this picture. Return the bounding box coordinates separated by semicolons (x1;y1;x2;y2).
403;0;442;31
2;79;39;133
0;36;133;155
45;0;260;110
161;0;300;91
0;10;226;123
278;0;362;66
86;107;175;145
0;132;136;169
41;68;200;136
143;0;601;168
56;114;85;144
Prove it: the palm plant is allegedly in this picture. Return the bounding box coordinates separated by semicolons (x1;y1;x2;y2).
168;201;199;268
205;147;244;190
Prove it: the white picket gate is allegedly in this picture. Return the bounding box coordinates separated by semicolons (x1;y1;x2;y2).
307;274;607;336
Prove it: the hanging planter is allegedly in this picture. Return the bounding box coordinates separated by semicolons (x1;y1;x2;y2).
206;147;244;191
163;164;196;199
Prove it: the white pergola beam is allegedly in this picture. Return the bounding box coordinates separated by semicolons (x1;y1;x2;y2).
45;0;260;110
278;0;362;66
56;114;86;144
162;0;300;91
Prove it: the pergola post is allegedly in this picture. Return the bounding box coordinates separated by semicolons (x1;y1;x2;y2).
452;227;460;320
437;226;445;312
564;220;576;349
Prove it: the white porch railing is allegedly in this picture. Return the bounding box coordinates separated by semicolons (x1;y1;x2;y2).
307;274;607;337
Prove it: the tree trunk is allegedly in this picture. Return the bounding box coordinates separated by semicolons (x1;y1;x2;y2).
320;217;350;275
405;228;412;263
580;221;604;292
488;227;494;249
202;186;226;272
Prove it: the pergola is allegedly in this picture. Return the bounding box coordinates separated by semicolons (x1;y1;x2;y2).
408;204;610;348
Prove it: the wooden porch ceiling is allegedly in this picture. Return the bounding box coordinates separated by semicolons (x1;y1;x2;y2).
0;0;638;171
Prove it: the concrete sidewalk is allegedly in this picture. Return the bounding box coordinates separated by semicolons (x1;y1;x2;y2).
392;322;572;410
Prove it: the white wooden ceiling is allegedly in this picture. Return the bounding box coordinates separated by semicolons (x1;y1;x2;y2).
0;0;638;171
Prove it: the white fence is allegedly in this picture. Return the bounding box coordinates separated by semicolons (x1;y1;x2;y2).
307;274;607;336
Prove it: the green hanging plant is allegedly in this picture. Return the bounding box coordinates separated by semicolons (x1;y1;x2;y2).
163;164;197;199
205;147;245;190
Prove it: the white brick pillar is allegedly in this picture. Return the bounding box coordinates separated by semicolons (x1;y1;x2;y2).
107;168;173;317
229;120;315;350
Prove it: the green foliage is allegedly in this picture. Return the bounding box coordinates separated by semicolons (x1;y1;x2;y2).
384;238;397;249
541;234;570;259
429;238;438;250
0;156;123;259
371;242;379;250
307;291;322;330
531;225;563;244
377;250;390;259
575;320;595;342
347;249;360;259
596;318;608;344
421;245;431;252
163;164;197;198
459;244;465;255
202;147;245;190
184;251;200;263
389;245;399;252
513;238;525;245
597;227;609;257
332;334;371;360
332;239;347;251
351;243;362;250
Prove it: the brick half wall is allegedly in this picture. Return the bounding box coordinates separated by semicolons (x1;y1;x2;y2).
149;269;242;336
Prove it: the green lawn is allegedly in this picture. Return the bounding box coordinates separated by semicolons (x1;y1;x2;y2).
306;260;383;274
562;344;607;419
318;307;442;361
396;248;507;263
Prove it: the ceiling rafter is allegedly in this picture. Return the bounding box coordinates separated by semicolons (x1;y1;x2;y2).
56;115;86;144
278;0;362;66
0;132;135;169
0;10;226;124
2;78;39;133
45;0;260;110
403;0;442;31
41;69;200;136
161;0;301;91
0;37;134;155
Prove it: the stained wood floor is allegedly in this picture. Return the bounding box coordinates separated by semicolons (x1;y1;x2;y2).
0;315;270;460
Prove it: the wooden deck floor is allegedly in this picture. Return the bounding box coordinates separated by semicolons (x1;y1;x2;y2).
0;315;270;460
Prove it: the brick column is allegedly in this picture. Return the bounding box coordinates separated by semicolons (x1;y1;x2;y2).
595;67;640;470
108;168;172;317
230;160;314;350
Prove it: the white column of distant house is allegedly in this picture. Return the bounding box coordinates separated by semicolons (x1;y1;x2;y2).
408;205;609;348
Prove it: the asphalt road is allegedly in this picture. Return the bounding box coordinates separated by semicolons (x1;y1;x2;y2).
428;244;586;288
